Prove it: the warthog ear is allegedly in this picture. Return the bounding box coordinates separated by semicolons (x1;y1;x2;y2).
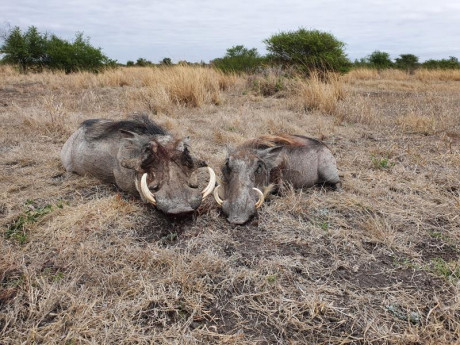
119;129;140;140
181;146;194;168
257;146;283;169
176;137;190;152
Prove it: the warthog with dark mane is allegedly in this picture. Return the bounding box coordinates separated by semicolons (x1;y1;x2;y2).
214;134;340;224
61;115;215;215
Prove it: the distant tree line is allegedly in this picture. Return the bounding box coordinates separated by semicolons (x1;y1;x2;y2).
353;51;460;72
211;29;459;75
0;26;115;73
125;57;208;67
2;25;458;75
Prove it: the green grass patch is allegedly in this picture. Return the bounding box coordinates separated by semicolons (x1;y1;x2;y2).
266;274;277;284
371;156;395;170
4;200;64;244
430;258;460;283
42;267;65;282
393;256;460;283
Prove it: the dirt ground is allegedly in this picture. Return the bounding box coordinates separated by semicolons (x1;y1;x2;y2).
1;67;459;344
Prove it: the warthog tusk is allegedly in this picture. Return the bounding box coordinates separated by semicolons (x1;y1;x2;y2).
253;187;264;209
140;173;157;205
213;185;223;206
134;178;140;194
201;167;216;199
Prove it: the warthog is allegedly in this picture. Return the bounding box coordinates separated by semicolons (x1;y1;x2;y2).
61;115;216;215
213;134;341;224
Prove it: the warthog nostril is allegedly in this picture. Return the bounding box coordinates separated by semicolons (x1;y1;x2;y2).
168;206;195;215
227;214;253;225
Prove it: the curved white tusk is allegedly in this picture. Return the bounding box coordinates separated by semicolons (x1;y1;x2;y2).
140;173;157;205
213;185;223;206
253;187;264;209
201;167;216;199
135;178;146;202
134;178;140;194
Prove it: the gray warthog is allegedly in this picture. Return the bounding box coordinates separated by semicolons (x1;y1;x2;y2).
214;134;341;224
61;115;216;215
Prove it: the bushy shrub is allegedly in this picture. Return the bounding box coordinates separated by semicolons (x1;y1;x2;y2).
0;26;47;72
263;28;351;74
212;45;265;73
422;57;460;69
0;26;114;73
367;51;393;69
395;54;419;73
161;57;172;65
353;53;460;71
135;58;153;67
46;33;114;73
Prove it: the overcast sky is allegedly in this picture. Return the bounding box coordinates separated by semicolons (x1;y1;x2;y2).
2;0;459;64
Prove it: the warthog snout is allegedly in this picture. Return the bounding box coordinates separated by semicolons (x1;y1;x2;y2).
215;185;264;224
154;185;203;215
139;166;216;215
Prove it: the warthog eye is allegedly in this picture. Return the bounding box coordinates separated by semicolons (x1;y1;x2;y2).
255;161;264;174
181;147;194;168
149;183;159;192
223;158;231;174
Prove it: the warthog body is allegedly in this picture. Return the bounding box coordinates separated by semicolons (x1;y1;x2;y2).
61;115;215;215
214;134;340;224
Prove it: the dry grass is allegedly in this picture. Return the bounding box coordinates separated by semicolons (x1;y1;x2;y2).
346;68;460;82
1;66;460;344
289;71;345;115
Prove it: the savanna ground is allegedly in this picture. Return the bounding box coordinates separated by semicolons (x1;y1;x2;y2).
0;65;459;344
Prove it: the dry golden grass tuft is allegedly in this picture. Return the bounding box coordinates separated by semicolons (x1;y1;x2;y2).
415;68;460;82
346;67;460;83
288;71;345;116
1;65;459;344
396;112;437;135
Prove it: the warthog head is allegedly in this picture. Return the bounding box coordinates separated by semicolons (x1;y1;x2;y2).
212;134;341;224
119;130;215;215
213;145;281;224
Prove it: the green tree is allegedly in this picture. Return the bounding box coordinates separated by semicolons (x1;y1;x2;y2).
24;26;48;71
1;26;29;72
353;57;369;68
44;35;72;72
367;51;393;69
126;60;134;66
395;54;419;73
45;33;111;73
212;45;264;73
422;56;459;69
264;28;351;74
161;57;172;65
71;32;112;71
1;26;113;73
135;58;152;66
